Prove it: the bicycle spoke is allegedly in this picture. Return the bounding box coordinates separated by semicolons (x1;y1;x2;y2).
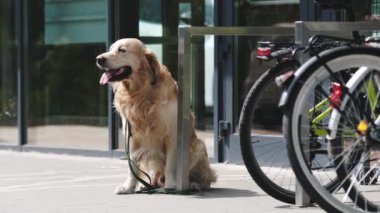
284;46;380;212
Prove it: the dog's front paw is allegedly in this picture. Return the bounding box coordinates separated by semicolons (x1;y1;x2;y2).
115;185;135;194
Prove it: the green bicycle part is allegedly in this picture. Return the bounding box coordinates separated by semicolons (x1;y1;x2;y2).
311;107;332;136
366;79;377;113
309;98;332;136
308;97;330;114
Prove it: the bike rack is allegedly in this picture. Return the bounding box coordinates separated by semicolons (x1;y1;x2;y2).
295;21;380;50
176;22;380;205
176;26;294;191
294;21;380;206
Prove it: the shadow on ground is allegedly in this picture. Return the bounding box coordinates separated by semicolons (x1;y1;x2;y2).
192;187;260;199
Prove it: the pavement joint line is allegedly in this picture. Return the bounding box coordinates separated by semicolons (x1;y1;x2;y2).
0;183;120;192
0;168;126;178
0;174;126;191
0;174;120;181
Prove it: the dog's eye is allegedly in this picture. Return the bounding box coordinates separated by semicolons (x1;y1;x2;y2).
118;47;126;53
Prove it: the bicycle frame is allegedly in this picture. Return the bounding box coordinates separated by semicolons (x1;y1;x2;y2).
308;66;379;139
309;97;331;136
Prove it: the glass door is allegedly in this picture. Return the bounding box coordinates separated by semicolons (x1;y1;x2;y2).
117;0;214;153
0;1;17;145
26;0;109;150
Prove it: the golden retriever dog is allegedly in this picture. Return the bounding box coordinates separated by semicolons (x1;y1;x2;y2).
96;38;216;194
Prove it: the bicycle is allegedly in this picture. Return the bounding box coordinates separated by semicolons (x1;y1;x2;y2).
282;33;380;212
239;41;297;204
238;37;346;204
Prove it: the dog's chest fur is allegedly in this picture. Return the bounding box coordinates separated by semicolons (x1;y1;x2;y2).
113;83;177;144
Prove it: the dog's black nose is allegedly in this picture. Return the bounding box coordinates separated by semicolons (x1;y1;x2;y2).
96;56;106;66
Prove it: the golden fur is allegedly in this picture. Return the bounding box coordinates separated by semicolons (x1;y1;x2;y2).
96;38;216;194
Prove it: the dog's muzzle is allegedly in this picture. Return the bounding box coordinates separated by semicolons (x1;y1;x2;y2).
96;56;107;68
99;66;132;85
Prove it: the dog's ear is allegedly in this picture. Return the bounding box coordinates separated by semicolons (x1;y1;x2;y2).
144;49;159;85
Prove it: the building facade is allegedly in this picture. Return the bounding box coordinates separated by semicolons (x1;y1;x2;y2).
0;0;377;160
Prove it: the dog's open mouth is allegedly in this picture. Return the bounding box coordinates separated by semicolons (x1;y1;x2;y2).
99;66;132;85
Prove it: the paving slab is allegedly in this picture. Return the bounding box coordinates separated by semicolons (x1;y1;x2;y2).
0;150;325;213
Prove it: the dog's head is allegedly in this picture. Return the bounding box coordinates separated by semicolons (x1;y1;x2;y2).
96;38;158;86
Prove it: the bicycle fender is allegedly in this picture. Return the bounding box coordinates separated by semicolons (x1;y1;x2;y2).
278;55;319;108
279;46;380;108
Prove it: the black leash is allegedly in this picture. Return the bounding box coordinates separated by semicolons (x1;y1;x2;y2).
124;120;155;192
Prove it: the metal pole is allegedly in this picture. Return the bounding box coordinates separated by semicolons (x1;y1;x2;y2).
176;26;294;191
176;27;191;191
107;0;119;152
16;0;28;148
294;21;312;207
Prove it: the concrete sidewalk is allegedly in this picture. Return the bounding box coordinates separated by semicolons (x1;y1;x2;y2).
0;150;324;213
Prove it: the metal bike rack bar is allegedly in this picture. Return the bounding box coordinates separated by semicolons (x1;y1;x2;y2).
176;26;294;191
177;21;380;203
294;21;380;206
296;21;380;49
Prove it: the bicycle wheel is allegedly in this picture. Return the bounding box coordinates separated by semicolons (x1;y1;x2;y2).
239;59;297;204
329;66;380;211
284;46;380;212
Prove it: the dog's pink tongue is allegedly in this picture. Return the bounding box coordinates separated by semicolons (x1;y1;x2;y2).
99;73;110;85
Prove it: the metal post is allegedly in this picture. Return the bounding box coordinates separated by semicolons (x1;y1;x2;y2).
294;21;311;206
16;0;28;148
176;26;294;191
176;28;191;191
107;0;118;152
214;0;235;163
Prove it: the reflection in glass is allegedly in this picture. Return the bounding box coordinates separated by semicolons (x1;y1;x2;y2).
236;1;299;129
27;0;108;150
179;3;191;26
139;0;163;37
0;1;17;144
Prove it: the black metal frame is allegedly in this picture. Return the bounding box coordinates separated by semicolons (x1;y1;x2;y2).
213;0;235;163
15;0;27;148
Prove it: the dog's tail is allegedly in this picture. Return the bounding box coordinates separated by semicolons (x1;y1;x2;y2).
189;138;217;189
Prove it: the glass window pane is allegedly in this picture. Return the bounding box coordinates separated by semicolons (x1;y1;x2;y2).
235;2;299;129
239;1;299;26
45;0;107;44
139;0;163;37
27;0;108;150
0;1;17;145
204;0;214;110
146;44;162;62
179;3;191;27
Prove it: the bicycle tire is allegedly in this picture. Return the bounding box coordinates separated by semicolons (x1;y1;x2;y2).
284;46;380;212
330;66;380;211
239;59;297;204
